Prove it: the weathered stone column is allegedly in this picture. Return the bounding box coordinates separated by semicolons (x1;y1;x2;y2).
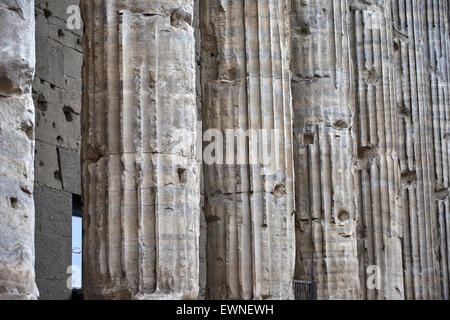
350;1;404;300
390;0;441;300
292;0;406;300
291;0;361;300
200;0;295;299
421;0;450;300
0;0;39;300
81;0;200;299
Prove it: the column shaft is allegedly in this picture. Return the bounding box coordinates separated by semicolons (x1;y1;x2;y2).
0;0;38;300
390;0;441;300
350;1;404;300
200;0;295;299
81;0;200;299
291;0;361;300
422;0;450;300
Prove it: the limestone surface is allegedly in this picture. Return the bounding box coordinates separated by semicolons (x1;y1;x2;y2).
1;0;449;301
291;0;361;300
292;0;450;300
200;0;296;300
80;0;200;299
0;0;38;300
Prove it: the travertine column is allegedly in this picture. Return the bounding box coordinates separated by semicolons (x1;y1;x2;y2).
0;0;38;299
291;0;361;300
421;0;450;300
200;0;295;299
350;1;404;300
81;0;200;299
292;0;406;300
390;0;441;300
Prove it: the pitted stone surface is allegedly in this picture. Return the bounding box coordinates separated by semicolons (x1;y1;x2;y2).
0;0;38;300
81;0;200;300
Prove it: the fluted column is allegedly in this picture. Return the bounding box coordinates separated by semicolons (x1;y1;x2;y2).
291;0;361;300
200;0;295;299
0;0;38;300
421;0;450;300
390;0;441;300
350;1;404;300
81;0;200;299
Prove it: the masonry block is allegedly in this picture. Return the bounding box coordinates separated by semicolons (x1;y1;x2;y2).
34;141;62;190
59;148;81;195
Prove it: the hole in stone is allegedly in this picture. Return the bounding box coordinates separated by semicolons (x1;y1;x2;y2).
52;122;56;128
273;184;286;196
58;29;64;37
304;132;314;145
300;25;311;36
393;41;400;51
43;8;52;18
338;210;350;222
401;170;417;185
63;106;75;122
435;187;449;200
170;8;191;27
333;119;349;129
20;186;31;195
397;103;411;117
54;170;62;181
10;197;18;209
177;168;187;183
36;93;48;111
57;136;64;144
357;145;377;160
39;161;44;167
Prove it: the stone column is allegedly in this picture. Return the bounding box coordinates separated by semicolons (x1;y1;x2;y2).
390;0;441;300
291;0;361;300
292;0;406;300
0;0;38;300
350;1;404;300
200;0;295;299
421;0;450;300
81;0;200;299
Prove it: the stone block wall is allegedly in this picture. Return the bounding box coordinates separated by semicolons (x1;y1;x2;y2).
32;0;82;300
